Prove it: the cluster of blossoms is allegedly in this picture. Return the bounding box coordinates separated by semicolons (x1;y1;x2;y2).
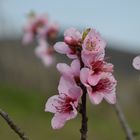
45;28;117;129
132;55;140;70
23;12;59;66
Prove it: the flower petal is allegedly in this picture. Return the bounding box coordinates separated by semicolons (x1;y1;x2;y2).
22;33;33;44
35;45;48;58
81;50;105;67
51;109;77;129
41;55;54;66
57;63;72;76
64;27;82;41
71;59;80;76
88;72;101;86
67;53;77;59
54;42;71;54
87;88;103;104
45;95;59;113
58;76;76;94
104;93;116;104
51;114;67;129
80;68;90;86
68;86;82;100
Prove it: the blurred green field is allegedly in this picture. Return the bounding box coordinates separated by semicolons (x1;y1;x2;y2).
0;84;139;140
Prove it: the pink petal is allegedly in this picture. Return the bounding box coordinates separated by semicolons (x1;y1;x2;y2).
22;33;33;44
51;108;77;129
67;53;77;59
54;42;71;54
37;38;48;47
80;68;90;86
98;36;106;49
58;76;76;94
45;95;59;113
64;27;82;41
41;55;54;66
81;50;105;67
51;114;67;129
69;103;78;119
35;45;48;58
56;63;72;76
132;55;140;70
104;93;116;104
88;29;106;49
87;88;103;104
68;86;82;100
88;72;101;86
71;59;80;76
103;63;114;72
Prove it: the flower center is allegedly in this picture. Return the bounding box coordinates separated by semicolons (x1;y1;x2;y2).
85;39;96;51
91;61;104;73
55;94;75;113
92;78;111;93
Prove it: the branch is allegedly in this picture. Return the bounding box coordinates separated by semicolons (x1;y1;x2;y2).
76;47;88;140
114;100;135;140
80;85;88;140
0;108;29;140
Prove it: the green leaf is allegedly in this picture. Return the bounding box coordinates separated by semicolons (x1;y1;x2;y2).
82;28;91;41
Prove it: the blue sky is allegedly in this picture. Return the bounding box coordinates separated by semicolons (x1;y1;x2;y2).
1;0;140;52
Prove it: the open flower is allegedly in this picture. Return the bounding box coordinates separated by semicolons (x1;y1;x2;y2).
45;76;82;129
35;39;54;66
54;27;82;59
82;45;113;86
132;55;140;70
82;29;106;55
57;59;80;83
80;68;116;104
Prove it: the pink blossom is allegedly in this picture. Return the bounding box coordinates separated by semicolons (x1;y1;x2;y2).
35;39;54;66
82;49;113;86
23;14;48;44
82;29;106;55
45;76;82;129
57;59;80;83
80;68;116;104
54;28;82;59
132;55;140;70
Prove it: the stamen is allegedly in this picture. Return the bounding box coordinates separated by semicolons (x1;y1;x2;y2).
86;39;96;51
54;93;75;113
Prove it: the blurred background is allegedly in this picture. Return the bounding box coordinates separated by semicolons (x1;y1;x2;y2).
0;0;140;140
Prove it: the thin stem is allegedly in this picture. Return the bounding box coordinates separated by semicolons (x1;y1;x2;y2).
76;47;88;140
80;86;88;140
114;100;134;140
0;108;29;140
